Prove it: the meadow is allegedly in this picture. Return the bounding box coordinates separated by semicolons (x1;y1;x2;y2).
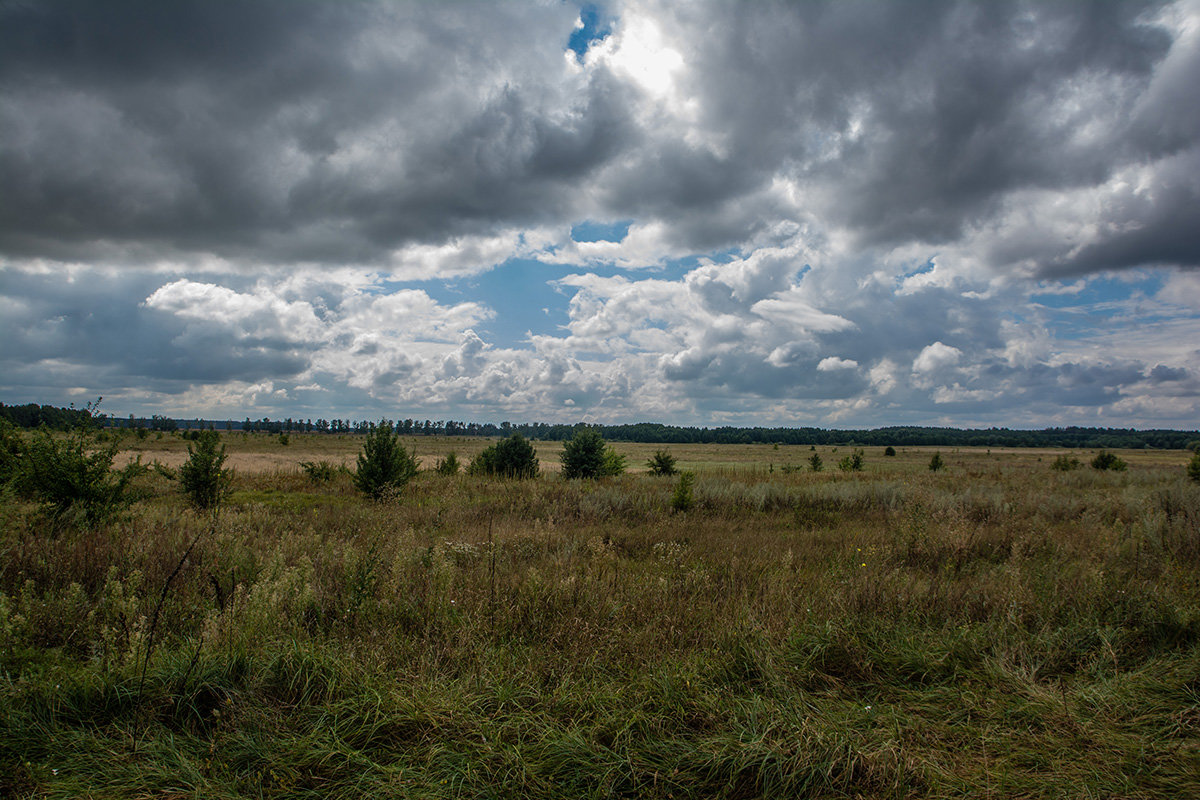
2;432;1199;798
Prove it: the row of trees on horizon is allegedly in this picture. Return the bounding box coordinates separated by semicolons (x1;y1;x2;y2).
1;401;1198;451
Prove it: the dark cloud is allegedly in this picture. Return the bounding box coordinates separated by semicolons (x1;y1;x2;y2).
0;0;628;264
3;0;1192;273
2;1;1198;426
0;270;308;386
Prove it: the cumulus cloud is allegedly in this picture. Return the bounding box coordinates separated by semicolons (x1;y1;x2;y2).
1;0;1198;425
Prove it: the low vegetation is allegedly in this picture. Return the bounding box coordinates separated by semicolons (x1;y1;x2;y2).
352;421;419;499
1;432;1198;798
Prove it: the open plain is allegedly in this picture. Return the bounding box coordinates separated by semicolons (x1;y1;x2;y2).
3;433;1199;798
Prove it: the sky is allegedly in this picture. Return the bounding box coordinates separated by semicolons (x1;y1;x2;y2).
2;0;1199;429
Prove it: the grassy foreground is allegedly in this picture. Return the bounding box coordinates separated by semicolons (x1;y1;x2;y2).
2;435;1199;798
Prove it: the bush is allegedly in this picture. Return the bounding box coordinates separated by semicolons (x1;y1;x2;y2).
837;449;864;472
1091;450;1127;471
601;447;627;477
20;422;144;528
809;453;823;472
353;421;419;499
884;446;896;457
469;435;539;478
435;452;462;476
560;428;624;479
299;460;340;483
646;449;678;476
671;471;695;512
179;430;232;510
0;418;24;488
1050;453;1082;471
928;452;945;472
1187;452;1200;483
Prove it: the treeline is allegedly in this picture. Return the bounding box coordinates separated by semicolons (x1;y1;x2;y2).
3;402;1197;449
0;403;92;431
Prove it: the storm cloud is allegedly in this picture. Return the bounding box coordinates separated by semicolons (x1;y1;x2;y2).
2;0;1198;425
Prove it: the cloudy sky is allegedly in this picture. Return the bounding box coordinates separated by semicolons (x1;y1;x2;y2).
2;0;1199;428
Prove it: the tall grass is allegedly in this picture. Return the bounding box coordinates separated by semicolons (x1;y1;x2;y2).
2;446;1198;798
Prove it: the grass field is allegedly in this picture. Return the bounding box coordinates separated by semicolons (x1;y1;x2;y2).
2;432;1199;798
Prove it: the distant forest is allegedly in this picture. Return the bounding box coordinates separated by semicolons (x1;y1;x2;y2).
3;401;1198;450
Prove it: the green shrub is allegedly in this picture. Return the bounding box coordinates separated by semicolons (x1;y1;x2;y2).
646;449;678;476
560;428;624;479
20;423;144;528
809;453;823;472
353;421;419;499
1050;453;1082;471
1091;450;1127;471
601;447;627;477
299;460;340;483
179;430;232;510
928;452;945;472
1187;452;1200;483
0;418;24;488
837;449;864;472
884;446;896;457
671;471;695;512
435;452;462;476
469;434;539;478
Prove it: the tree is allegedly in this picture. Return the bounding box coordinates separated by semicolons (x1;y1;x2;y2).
671;471;696;512
838;449;864;472
469;434;538;478
1187;452;1200;483
0;418;24;489
928;451;945;472
353;421;419;499
179;430;231;510
435;452;462;476
809;452;823;472
20;411;144;528
884;446;896;457
560;428;624;479
646;449;678;476
1091;450;1127;471
1050;453;1081;471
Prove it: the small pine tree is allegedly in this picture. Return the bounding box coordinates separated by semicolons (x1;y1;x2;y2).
468;434;538;478
435;452;462;476
601;447;627;477
928;451;945;472
179;430;232;510
20;409;144;528
838;449;864;472
1091;450;1127;471
1050;453;1081;471
646;449;678;476
561;428;622;479
809;452;823;472
353;421;419;499
299;460;339;482
671;471;695;512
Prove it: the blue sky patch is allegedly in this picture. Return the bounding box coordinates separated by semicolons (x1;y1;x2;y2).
568;4;612;61
570;219;631;243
